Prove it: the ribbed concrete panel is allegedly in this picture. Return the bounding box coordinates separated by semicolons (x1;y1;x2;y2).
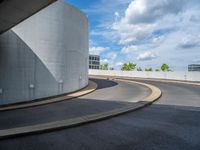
0;0;57;34
0;1;88;105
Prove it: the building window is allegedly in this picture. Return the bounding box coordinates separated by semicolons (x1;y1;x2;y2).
89;55;100;70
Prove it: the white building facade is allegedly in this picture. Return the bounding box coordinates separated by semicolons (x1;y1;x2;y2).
89;54;100;69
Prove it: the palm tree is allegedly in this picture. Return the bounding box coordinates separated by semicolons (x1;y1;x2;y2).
100;63;108;70
161;64;169;71
121;63;136;71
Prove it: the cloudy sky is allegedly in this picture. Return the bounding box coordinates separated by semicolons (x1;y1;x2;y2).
66;0;200;71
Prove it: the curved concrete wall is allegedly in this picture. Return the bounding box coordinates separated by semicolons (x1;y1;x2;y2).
0;1;88;105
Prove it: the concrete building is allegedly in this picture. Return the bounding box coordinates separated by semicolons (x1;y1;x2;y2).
188;64;200;72
0;0;88;105
89;54;100;69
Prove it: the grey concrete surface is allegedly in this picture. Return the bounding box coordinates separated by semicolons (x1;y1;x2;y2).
0;79;150;130
0;0;56;34
89;69;200;82
0;79;200;150
0;0;88;104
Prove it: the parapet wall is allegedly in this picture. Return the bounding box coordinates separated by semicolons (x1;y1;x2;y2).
89;70;200;82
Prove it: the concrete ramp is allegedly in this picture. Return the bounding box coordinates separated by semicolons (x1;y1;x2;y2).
0;0;56;34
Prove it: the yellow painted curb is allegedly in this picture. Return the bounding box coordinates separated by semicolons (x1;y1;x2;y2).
115;79;162;102
0;80;97;112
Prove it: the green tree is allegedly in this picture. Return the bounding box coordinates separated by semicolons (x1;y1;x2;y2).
145;68;153;71
100;63;109;70
121;63;136;71
161;64;169;71
137;67;143;71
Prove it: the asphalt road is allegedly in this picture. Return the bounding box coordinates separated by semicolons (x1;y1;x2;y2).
0;78;150;130
0;79;200;150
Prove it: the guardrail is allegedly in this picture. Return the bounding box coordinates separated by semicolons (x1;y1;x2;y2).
89;70;200;82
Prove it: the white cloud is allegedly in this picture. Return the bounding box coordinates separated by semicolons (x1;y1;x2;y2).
116;62;123;66
121;45;138;54
112;22;155;44
106;52;117;60
192;58;200;63
115;12;120;17
100;51;119;68
137;51;157;61
124;0;188;24
100;59;109;64
178;35;200;49
89;46;109;55
112;0;200;45
114;11;120;22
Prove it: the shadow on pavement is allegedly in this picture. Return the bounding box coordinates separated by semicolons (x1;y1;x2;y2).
0;98;133;130
90;78;118;90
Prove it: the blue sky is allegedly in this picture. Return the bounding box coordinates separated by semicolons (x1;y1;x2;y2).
65;0;200;71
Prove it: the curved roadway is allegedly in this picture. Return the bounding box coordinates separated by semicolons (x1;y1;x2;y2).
0;78;150;130
1;78;200;150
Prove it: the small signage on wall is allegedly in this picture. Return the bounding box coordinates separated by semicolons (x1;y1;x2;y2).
0;88;3;94
29;84;35;89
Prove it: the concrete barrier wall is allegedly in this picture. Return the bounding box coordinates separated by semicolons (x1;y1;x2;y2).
89;70;200;82
0;1;88;105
